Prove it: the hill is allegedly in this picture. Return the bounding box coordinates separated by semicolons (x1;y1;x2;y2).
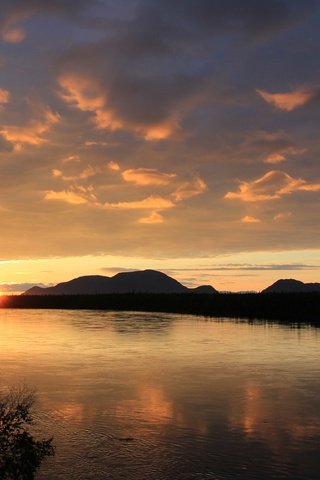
22;270;219;295
262;279;320;293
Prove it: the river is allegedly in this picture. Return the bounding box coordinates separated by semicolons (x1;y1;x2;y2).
0;309;319;479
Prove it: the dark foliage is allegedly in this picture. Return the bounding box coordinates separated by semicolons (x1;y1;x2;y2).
0;387;54;480
2;292;320;325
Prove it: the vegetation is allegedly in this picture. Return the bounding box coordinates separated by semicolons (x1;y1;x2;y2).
2;292;320;325
0;386;54;480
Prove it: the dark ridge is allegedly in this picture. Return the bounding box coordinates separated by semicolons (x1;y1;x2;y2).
262;279;320;293
22;270;218;295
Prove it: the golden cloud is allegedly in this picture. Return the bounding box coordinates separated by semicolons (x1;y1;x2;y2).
225;170;320;202
241;216;261;223
172;177;206;201
107;161;120;171
102;195;175;210
47;156;207;226
1;108;60;146
44;190;88;205
257;88;314;111
54;165;104;182
138;211;164;224
59;73;120;128
122;168;176;186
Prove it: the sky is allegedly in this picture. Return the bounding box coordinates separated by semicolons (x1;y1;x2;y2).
0;0;319;293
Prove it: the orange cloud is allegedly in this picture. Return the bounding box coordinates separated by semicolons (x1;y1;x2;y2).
52;169;62;177
264;153;286;164
47;158;206;225
138;211;164;224
44;190;88;205
140;119;179;141
53;165;104;182
0;88;10;104
122;168;176;186
172;177;206;201
225;170;320;202
107;161;120;171
59;73;122;131
264;147;305;164
241;216;261;223
1;108;60;146
257;88;314;111
102;195;175;210
61;154;80;164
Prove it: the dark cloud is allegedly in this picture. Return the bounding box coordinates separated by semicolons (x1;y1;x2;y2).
55;0;319;137
0;0;94;22
141;0;317;39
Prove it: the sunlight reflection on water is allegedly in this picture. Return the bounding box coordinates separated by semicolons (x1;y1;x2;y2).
0;310;319;479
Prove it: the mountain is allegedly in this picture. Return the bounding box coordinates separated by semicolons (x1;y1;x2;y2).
189;285;218;294
22;270;218;295
262;279;320;293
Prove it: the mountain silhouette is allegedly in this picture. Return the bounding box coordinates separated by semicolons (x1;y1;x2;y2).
262;278;320;293
22;270;219;295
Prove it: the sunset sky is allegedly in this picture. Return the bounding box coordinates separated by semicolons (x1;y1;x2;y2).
0;0;319;293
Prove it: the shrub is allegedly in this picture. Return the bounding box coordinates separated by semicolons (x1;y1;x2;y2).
0;386;54;480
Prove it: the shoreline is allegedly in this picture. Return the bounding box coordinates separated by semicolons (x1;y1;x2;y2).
1;292;319;325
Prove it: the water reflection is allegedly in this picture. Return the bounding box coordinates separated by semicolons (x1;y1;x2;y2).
0;310;320;479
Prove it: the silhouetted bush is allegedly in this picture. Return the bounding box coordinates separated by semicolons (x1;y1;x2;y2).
0;386;54;480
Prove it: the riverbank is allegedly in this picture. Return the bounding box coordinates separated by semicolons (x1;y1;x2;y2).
1;292;319;324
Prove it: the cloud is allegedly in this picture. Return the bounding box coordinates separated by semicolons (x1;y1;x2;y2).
55;0;318;143
1;27;25;43
0;133;13;152
182;263;320;271
102;195;175;210
274;212;292;221
61;154;80;164
0;282;51;293
1;108;60;146
52;164;105;181
58;73;120;131
225;170;320;202
264;146;305;164
0;88;10;104
264;153;286;164
172;177;206;201
47;158;206;226
107;161;120;171
58;73;181;140
44;186;96;205
0;0;94;43
85;141;110;147
241;216;261;223
138;211;164;224
256;87;315;111
122;168;176;186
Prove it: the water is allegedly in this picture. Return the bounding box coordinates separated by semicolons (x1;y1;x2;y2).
0;309;319;480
